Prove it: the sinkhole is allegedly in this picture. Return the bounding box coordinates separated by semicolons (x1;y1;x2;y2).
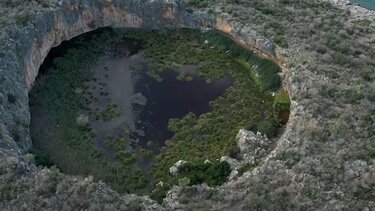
28;27;290;200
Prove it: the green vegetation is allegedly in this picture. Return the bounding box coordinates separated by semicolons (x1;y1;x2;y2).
368;148;375;159
150;183;171;204
177;161;231;186
15;11;31;26
329;122;344;135
276;150;301;169
7;93;16;104
238;163;256;176
105;137;128;151
273;91;291;112
324;32;350;54
140;149;153;158
361;67;373;81
29;148;54;167
352;18;372;28
362;110;375;125
150;161;230;202
342;87;364;104
301;187;317;199
93;103;120;121
115;150;137;166
188;0;213;8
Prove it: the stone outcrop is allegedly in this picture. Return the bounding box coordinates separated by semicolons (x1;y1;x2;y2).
169;160;187;176
236;129;273;164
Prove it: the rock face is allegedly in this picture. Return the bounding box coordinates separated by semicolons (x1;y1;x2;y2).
236;129;273;164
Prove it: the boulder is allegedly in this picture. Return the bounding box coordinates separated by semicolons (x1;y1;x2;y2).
236;129;273;163
169;160;187;176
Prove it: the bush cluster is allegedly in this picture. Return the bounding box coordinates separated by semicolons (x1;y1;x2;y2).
178;161;231;186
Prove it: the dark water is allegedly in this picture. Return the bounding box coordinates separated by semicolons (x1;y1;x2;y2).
38;27;140;75
351;0;375;10
133;69;233;154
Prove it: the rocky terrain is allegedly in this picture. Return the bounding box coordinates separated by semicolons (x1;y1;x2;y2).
0;0;374;210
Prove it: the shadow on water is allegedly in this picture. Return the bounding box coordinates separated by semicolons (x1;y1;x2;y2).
38;27;141;76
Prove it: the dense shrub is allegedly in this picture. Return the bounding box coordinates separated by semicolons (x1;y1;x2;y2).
368;148;375;159
273;35;289;48
273;91;291;112
257;59;281;91
178;161;231;186
361;67;373;81
15;11;31;26
188;0;212;8
7;93;16;104
325;32;350;54
276;151;301;169
226;145;241;159
256;118;278;138
342;88;363;104
30;148;54;167
203;30;281;91
150;183;171;204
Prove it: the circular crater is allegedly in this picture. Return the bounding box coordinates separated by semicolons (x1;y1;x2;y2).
28;27;290;201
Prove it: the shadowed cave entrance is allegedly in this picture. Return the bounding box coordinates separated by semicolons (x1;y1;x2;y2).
29;27;290;200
